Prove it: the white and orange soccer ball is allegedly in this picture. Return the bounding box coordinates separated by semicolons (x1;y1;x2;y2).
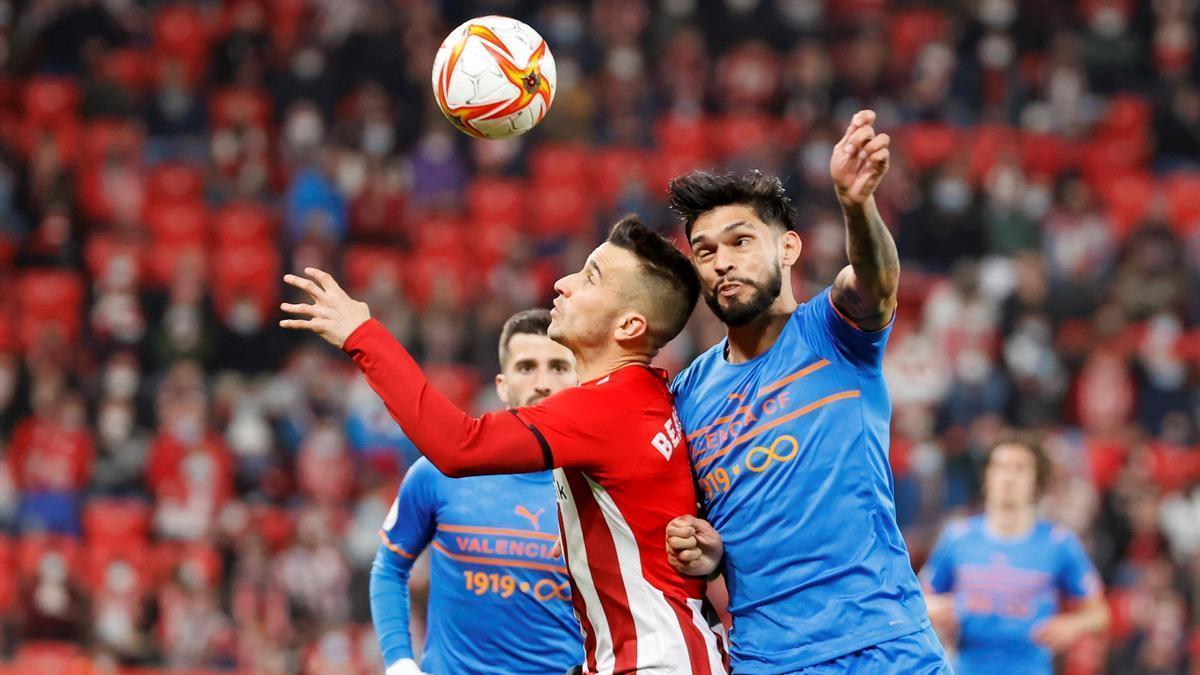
431;16;556;140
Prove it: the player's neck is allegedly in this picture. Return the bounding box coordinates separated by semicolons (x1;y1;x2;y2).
572;347;652;383
986;504;1036;538
724;295;798;364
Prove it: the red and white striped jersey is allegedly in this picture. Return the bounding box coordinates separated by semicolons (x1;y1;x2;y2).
514;365;728;674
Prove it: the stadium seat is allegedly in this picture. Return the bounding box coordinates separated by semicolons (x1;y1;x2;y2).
888;9;951;70
22;77;81;128
17;270;85;349
16;534;81;580
1165;173;1200;234
79;120;143;167
655;114;711;159
211;245;281;317
467;177;527;227
1020;132;1078;178
711;113;776;160
591;147;650;208
148;162;206;205
1091;171;1155;238
146;201;209;247
0;536;13;611
649;151;713;198
425;365;482;411
13;642;86;674
83;540;151;592
902;123;959;171
528;142;590;188
147;242;207;287
965;125;1018;182
1080;133;1148;181
209;87;273;130
411;217;467;261
83;499;151;548
1099;94;1152;137
342;246;404;293
528;184;594;238
152;4;210;80
101;48;150;93
214;201;276;247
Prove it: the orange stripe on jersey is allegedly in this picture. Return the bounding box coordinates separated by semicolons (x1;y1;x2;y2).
758;359;830;395
693;389;861;470
431;540;568;574
436;523;560;542
686;361;830;442
379;530;417;559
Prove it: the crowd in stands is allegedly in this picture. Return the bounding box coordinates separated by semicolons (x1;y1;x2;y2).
0;0;1197;672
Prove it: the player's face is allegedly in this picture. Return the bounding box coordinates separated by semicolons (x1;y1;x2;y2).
496;333;577;407
984;444;1039;510
688;204;795;327
549;243;640;351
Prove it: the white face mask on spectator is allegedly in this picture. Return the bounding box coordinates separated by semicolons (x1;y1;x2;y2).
99;402;134;446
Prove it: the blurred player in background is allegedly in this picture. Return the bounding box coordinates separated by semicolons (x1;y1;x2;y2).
282;216;728;674
370;309;583;675
921;433;1110;675
664;110;949;672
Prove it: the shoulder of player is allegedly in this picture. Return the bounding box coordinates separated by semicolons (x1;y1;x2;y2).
1041;520;1081;546
403;456;447;486
942;514;979;542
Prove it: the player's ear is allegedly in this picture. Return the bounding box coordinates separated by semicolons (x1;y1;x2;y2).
614;311;648;345
779;229;802;267
495;373;510;406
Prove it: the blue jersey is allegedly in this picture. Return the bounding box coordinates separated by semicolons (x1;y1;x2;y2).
370;458;583;675
671;286;929;672
921;515;1102;675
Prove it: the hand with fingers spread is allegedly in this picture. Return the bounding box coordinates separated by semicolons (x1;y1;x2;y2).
665;514;723;577
279;267;372;349
830;109;890;207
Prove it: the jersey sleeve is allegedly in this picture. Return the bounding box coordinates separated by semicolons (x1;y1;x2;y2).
797;286;893;370
1055;528;1103;599
510;385;612;475
920;524;959;594
370;459;439;668
344;319;549;477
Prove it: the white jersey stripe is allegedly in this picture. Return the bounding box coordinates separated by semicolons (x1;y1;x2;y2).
584;474;696;673
687;599;728;675
555;469;616;673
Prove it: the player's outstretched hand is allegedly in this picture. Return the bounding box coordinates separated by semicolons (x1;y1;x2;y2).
665;515;723;577
280;267;371;349
830;109;890;207
1031;614;1086;653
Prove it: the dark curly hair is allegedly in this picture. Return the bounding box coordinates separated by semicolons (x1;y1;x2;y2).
667;169;797;239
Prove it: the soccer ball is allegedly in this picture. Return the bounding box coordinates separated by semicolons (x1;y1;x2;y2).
431;16;557;140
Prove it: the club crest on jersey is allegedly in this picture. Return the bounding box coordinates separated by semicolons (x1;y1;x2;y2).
650;412;684;461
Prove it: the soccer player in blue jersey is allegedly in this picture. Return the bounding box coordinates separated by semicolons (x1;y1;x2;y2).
369;309;583;675
663;110;950;672
921;433;1110;674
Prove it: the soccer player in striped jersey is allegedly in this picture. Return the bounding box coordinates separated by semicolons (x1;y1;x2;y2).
920;433;1109;675
664;110;951;672
281;216;728;675
369;309;583;675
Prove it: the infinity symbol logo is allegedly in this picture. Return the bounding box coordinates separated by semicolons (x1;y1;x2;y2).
533;578;572;601
745;435;799;473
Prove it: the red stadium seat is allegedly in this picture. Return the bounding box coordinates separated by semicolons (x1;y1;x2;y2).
528;184;594;238
467;177;527;227
1080;133;1148;182
22;77;81;128
655;114;712;159
528;143;590;187
0;536;13;611
83;540;151;591
101;48;150;92
1099;94;1152;137
146;201;209;247
902;123;960;171
966;125;1018;182
153;3;212;62
16;534;81;580
210;86;273;130
1020;132;1079;178
211;245;280;317
1164;173;1200;234
471;220;522;271
342;246;404;293
83;499;152;548
147;242;207;287
411;217;467;261
711;113;776;160
1091;171;1155;238
148;162;205;205
13;642;86;674
17;270;85;349
79;120;143;167
214;201;275;247
591;147;650;208
888;9;951;70
649;151;713;199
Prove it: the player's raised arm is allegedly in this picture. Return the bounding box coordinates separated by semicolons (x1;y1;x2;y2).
828;109;900;332
280;267;549;477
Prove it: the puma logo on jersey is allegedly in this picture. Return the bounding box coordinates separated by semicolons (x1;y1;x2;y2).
515;504;544;530
650;412;684;460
